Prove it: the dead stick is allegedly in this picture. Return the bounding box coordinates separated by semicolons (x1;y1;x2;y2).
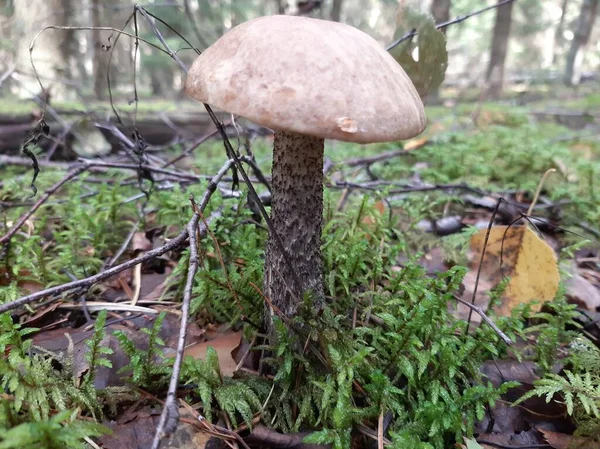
454;296;513;345
151;207;203;446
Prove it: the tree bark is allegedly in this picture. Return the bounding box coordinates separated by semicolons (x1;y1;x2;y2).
12;0;72;101
553;0;569;64
564;0;599;86
427;0;451;103
485;0;514;97
430;0;451;29
330;0;344;22
264;131;324;324
275;0;287;14
91;0;110;100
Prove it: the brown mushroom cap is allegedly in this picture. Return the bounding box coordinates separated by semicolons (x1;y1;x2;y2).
185;15;426;144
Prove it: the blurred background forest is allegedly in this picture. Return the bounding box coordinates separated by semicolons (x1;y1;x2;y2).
0;0;598;106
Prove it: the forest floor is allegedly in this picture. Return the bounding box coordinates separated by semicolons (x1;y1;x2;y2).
1;83;600;449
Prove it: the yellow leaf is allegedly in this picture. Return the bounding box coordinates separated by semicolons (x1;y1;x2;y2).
469;225;559;316
403;137;428;151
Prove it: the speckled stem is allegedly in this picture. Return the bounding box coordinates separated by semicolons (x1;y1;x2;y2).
264;131;325;321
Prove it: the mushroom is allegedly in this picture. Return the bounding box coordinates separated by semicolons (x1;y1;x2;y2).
184;15;426;322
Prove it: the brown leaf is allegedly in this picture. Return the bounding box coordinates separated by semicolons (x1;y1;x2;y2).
131;231;153;253
563;263;600;311
538;428;600;449
184;331;242;377
104;267;133;289
477;429;545;449
31;314;205;389
138;272;170;302
99;406;203;449
0;268;43;293
478;360;575;435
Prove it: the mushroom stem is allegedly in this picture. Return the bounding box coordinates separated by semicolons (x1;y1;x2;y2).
264;130;325;321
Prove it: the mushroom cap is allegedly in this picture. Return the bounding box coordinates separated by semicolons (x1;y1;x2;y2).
185;15;426;144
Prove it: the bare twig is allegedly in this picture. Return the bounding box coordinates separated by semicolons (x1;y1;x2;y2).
0;64;15;88
465;198;503;336
163;126;224;168
104;221;140;268
527;168;556;216
454;296;513;345
151;206;203;448
240;155;272;192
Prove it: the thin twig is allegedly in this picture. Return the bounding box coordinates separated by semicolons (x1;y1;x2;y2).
465;198;503;336
182;0;210;49
240;155;272;192
527;168;556;216
151;207;204;448
104;221;139;268
454;296;513;345
163;126;224;168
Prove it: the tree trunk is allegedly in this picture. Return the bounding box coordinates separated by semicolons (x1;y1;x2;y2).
264;131;324;324
430;0;451;29
12;0;72;101
150;70;164;96
91;0;109;100
275;0;287;14
564;0;599;86
485;1;514;97
330;0;344;22
100;0;131;92
553;0;569;64
427;0;451;103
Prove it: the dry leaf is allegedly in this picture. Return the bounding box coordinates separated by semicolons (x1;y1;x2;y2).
469;225;559;316
361;200;386;235
184;331;242;377
570;142;593;160
563;263;600;311
0;268;43;294
403;137;428;151
538;428;600;449
131;231;153;253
